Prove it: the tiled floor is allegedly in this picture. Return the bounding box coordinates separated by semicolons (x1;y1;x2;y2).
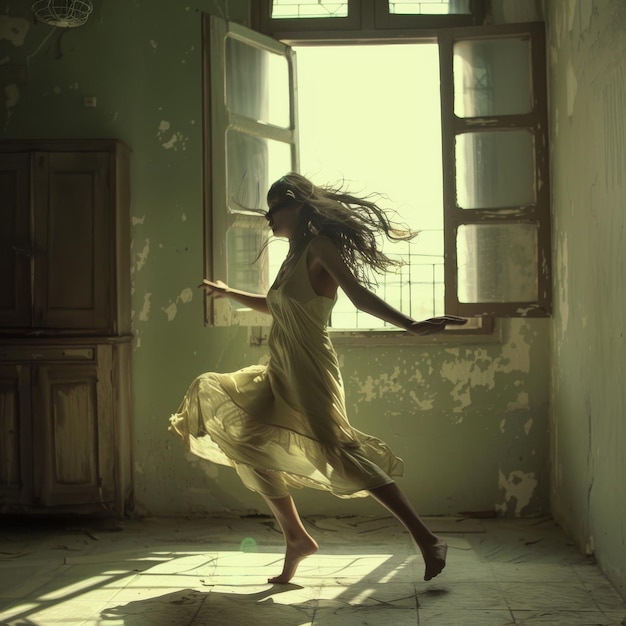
0;514;624;625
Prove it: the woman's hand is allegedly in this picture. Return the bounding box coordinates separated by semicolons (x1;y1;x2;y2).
406;316;468;336
198;280;270;314
198;279;229;299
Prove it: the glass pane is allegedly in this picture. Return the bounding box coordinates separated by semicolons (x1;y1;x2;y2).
272;1;348;19
226;35;290;128
389;0;470;15
454;37;531;117
457;223;538;303
226;129;292;214
227;226;270;304
456;131;535;209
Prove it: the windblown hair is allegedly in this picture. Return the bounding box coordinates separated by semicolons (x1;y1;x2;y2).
267;172;416;288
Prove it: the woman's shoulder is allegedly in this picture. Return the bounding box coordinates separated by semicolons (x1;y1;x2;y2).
307;235;350;276
309;234;338;253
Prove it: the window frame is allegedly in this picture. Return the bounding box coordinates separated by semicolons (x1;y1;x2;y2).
251;0;488;43
439;22;552;317
203;9;551;333
202;14;298;326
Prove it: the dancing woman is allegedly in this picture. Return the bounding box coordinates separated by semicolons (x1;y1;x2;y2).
170;173;465;583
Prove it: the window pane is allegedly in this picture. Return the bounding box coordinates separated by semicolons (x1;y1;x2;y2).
456;130;535;209
227;226;270;306
457;223;538;302
389;0;470;15
226;130;292;214
454;37;532;117
226;35;290;128
272;1;348;19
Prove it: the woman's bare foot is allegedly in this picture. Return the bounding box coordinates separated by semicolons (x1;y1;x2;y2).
421;537;448;581
268;535;319;584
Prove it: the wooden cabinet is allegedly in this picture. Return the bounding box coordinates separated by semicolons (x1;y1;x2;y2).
0;342;132;514
0;140;132;516
0;141;130;333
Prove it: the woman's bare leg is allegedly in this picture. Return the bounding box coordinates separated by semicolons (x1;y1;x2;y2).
262;494;319;583
368;482;447;581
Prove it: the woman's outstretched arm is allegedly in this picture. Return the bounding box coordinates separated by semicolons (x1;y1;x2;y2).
198;279;270;315
309;237;464;335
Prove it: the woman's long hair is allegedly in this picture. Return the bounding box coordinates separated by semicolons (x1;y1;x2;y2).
267;172;416;288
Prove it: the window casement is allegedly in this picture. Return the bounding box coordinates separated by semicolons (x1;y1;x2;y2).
440;22;551;318
202;15;297;326
202;11;551;329
251;0;488;42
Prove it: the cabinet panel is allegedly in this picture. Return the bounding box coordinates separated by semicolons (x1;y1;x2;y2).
34;360;115;508
0;365;31;505
33;152;111;331
0;154;31;328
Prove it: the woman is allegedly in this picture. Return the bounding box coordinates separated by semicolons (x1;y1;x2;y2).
170;173;465;584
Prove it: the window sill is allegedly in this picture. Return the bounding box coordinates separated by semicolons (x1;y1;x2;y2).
329;317;499;346
248;316;499;346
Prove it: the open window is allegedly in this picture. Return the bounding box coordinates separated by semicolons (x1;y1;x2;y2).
440;22;551;317
202;12;551;329
202;15;298;326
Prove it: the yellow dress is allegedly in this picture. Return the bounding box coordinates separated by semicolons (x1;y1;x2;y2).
169;240;404;498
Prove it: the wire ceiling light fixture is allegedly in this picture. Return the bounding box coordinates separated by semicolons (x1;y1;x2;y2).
31;0;93;28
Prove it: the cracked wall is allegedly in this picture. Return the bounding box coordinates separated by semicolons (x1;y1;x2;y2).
545;0;626;600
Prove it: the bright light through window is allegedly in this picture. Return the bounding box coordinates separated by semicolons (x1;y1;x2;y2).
272;1;348;19
269;44;444;330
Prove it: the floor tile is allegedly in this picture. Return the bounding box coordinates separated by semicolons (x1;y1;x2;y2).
313;605;418;624
512;609;626;625
490;562;581;583
418;608;515;625
417;582;509;610
316;581;417;609
0;515;624;626
587;583;626;612
500;581;599;611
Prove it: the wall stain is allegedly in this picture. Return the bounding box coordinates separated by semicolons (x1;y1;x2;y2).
139;293;152;322
497;469;538;516
602;65;625;190
0;15;29;46
439;323;532;413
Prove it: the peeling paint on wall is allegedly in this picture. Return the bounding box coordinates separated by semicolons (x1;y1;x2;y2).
134;238;150;271
567;61;578;118
438;323;533;414
557;230;569;336
161;288;194;321
157;120;189;151
497;469;538;516
409;389;435;411
356;367;403;403
507;391;530;411
139;293;152;322
162;302;177;321
0;15;29;46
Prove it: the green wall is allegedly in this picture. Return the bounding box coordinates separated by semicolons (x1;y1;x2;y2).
1;1;551;520
545;0;626;600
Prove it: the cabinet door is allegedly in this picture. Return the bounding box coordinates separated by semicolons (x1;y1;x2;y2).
0;153;32;328
33;358;116;508
0;364;32;507
33;152;112;331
